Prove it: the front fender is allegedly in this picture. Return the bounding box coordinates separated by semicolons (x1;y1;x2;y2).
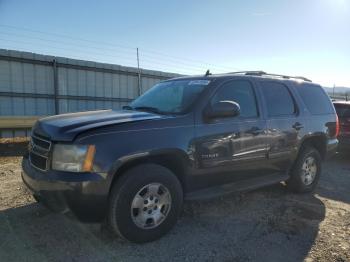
105;148;191;193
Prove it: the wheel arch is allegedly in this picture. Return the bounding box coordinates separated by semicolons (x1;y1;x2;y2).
108;149;190;195
298;134;327;160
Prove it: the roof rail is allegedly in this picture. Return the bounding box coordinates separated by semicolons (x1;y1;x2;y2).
292;76;312;82
227;71;312;82
228;71;266;76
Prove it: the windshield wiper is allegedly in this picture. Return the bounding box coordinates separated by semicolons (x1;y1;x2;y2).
134;106;162;114
122;105;133;110
122;105;165;114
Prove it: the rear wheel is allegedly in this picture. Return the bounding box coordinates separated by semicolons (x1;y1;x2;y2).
107;164;183;243
287;146;322;193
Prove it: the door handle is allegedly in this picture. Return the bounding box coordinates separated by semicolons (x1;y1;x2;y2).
292;122;304;130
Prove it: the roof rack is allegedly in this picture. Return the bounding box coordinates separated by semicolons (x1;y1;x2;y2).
227;71;312;82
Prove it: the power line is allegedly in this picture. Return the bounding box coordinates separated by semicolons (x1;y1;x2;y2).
0;24;136;51
0;28;234;72
0;31;136;56
0;33;136;62
0;38;138;65
0;24;240;72
0;37;212;74
0;39;194;75
0;30;221;72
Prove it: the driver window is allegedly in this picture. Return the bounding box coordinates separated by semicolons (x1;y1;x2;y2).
211;80;258;118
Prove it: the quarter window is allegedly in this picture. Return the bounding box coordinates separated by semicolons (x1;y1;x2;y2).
295;84;334;115
260;82;296;117
211;80;258;118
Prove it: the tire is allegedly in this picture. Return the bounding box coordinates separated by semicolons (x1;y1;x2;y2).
287;146;322;193
107;164;183;243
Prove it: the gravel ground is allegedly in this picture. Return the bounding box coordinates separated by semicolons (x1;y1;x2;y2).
0;139;349;262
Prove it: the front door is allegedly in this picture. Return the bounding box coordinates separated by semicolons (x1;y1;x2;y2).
193;79;269;189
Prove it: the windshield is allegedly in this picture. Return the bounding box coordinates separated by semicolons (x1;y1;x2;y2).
129;80;210;114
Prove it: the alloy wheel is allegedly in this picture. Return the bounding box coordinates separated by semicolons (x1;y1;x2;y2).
130;183;172;229
301;156;317;186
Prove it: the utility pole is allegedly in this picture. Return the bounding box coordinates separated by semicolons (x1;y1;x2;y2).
53;59;59;114
136;48;141;96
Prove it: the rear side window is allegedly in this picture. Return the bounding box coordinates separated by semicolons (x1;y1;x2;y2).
211;80;258;118
260;82;296;117
334;104;350;118
295;84;334;115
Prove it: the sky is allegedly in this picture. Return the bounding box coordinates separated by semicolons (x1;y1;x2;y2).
0;0;349;87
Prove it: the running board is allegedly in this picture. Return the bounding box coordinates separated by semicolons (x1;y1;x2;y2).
185;173;289;201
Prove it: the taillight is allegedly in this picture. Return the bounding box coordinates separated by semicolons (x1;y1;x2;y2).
335;115;340;138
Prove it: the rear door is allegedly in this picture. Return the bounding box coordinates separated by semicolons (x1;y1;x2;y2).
258;81;301;173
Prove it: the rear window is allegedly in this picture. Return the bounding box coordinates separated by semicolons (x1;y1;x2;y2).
334;104;350;118
295;84;334;115
260;82;296;117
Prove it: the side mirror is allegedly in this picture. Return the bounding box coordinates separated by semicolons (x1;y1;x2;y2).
205;101;240;119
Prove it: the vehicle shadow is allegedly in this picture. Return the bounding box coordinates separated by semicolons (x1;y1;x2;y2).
317;151;350;204
0;185;325;262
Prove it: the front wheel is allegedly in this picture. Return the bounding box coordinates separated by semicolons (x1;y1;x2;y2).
287;146;322;193
107;164;183;243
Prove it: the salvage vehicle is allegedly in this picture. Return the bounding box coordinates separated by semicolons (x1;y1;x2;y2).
333;100;350;150
22;71;338;242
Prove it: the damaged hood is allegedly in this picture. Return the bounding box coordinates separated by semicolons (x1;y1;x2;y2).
32;109;163;141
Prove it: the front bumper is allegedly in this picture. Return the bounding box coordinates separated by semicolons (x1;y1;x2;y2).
22;155;109;222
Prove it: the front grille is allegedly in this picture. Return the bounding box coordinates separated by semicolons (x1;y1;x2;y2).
29;152;48;171
29;135;51;171
32;136;51;150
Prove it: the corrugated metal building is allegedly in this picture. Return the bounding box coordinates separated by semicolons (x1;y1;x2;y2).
0;49;180;137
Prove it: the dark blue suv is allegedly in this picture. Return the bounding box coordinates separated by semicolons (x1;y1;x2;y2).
22;71;338;242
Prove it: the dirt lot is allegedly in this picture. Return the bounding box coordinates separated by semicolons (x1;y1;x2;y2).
0;139;349;262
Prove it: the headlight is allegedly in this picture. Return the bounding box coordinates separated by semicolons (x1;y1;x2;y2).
52;144;96;172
